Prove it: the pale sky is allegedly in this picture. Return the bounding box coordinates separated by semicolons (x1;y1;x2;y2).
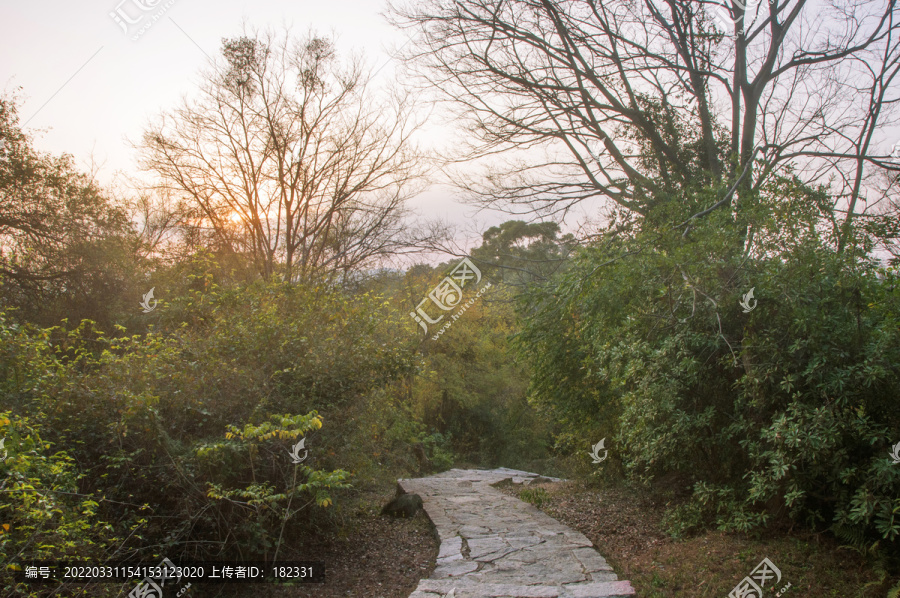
0;0;531;248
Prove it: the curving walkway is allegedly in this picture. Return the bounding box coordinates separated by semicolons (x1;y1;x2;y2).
401;468;635;598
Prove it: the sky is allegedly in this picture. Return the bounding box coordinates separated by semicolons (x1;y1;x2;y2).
2;2;898;254
0;0;534;251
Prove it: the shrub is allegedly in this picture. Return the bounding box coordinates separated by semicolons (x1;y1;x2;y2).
0;412;122;597
517;178;900;555
0;276;419;562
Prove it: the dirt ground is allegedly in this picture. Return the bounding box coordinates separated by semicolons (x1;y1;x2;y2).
183;476;896;597
193;496;438;598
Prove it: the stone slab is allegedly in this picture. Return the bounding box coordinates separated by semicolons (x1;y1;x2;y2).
402;469;635;598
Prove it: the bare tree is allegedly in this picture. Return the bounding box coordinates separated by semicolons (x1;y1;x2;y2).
140;29;426;280
390;0;900;248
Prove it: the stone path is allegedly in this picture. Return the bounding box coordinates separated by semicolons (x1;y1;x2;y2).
400;468;635;598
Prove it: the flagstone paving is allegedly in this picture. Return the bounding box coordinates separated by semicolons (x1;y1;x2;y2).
401;468;636;598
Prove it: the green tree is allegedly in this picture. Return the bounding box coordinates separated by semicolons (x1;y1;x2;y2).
393;0;900;249
517;176;900;550
470;220;576;287
0;97;145;329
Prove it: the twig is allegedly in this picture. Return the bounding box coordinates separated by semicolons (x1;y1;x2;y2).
676;145;768;237
273;465;299;562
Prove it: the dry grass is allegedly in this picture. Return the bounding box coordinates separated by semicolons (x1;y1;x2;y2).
199;490;438;598
198;477;899;597
501;480;897;598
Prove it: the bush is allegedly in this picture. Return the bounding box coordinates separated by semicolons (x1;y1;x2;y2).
517;177;900;555
404;268;551;469
0;412;122;597
0;276;420;563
